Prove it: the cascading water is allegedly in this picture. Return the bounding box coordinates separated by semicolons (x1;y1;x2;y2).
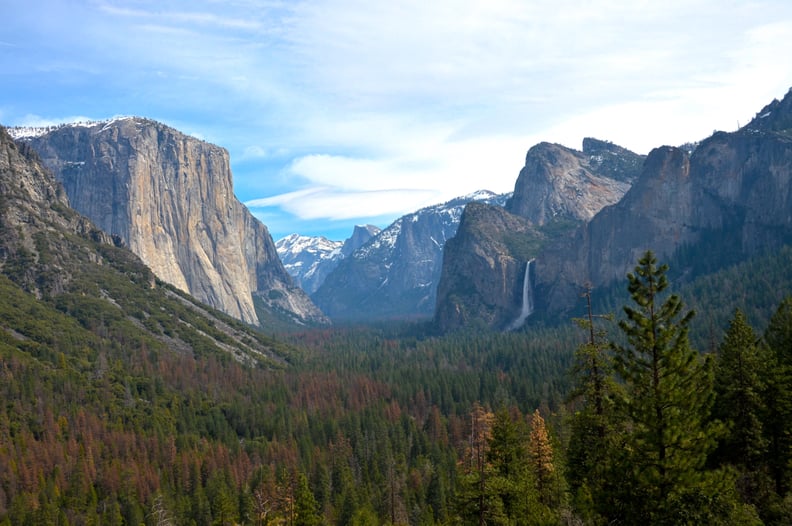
509;259;535;330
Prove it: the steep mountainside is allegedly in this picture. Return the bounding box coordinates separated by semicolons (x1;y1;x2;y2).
12;118;327;327
434;202;540;331
0;124;290;366
506;139;642;224
538;102;792;314
312;191;509;321
435;139;642;331
435;89;792;331
275;224;379;294
276;234;343;294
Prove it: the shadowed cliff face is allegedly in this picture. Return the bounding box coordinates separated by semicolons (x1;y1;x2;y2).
434;140;641;332
537;114;792;316
434;90;792;331
0;126;113;298
434;202;540;331
22;117;327;327
312;192;508;322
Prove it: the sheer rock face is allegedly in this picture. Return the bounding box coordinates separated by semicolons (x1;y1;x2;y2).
434;202;538;332
506;140;642;225
537;95;792;314
21;117;327;326
434;140;641;332
312;192;509;322
434;89;792;331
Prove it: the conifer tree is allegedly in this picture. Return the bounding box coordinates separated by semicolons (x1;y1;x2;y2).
712;309;771;504
294;473;322;526
487;407;529;520
762;297;792;498
567;286;618;523
527;409;555;506
610;251;731;524
454;403;500;526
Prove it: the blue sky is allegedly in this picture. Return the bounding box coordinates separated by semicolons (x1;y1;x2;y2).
3;1;792;241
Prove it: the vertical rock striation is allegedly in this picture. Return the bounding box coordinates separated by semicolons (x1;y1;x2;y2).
537;89;792;315
18;117;327;326
506;140;642;224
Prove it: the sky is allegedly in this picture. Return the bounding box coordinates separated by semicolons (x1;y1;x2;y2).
2;1;792;242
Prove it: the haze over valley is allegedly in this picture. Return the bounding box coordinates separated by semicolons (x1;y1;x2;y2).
3;2;792;524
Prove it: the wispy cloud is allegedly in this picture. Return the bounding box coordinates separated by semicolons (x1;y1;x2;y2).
246;187;441;220
4;0;792;239
97;3;263;30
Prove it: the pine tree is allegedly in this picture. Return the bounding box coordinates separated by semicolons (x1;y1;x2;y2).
762;297;792;499
527;409;555;506
712;309;771;505
294;473;322;526
609;251;732;524
487;407;529;520
567;287;618;524
454;403;499;526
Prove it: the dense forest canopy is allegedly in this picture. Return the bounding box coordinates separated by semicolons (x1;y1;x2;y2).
2;244;792;525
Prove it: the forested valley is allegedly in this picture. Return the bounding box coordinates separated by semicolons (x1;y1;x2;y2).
3;246;792;525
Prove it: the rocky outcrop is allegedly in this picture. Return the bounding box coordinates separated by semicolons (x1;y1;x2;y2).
16;118;327;327
506;140;642;224
0;126;98;297
0;125;293;366
276;224;379;295
434;202;540;331
537;89;792;316
313;191;509;321
433;140;641;332
341;224;380;257
434;88;792;332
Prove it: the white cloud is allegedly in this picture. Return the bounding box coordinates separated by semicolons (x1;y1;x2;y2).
5;0;792;239
239;145;269;161
246;186;441;220
244;131;530;222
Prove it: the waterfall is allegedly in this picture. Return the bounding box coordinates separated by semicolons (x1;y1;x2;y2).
509;259;534;330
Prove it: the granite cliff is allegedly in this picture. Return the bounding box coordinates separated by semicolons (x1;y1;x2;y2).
435;140;642;331
0;127;113;298
14;118;326;327
538;93;792;314
0;123;291;368
435;89;792;331
505;139;642;224
312;191;509;321
434;202;539;331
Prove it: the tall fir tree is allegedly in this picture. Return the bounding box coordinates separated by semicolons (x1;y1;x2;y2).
454;404;503;526
294;473;322;526
762;297;792;500
609;251;734;524
567;287;618;524
527;409;556;507
712;309;771;506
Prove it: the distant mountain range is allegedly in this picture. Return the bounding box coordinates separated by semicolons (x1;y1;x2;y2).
308;191;510;321
275;224;380;295
7;89;792;334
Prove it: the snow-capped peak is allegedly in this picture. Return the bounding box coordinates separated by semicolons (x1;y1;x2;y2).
6;116;140;140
